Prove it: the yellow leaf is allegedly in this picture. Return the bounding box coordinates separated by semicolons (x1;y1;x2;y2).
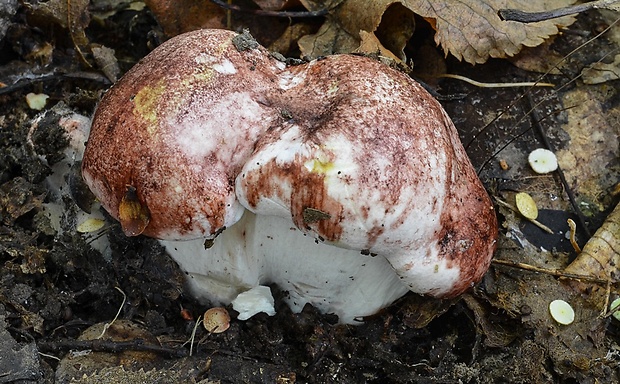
515;192;538;220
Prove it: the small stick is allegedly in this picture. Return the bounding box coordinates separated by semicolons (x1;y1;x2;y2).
438;73;554;88
600;279;612;317
567;218;581;253
603;291;620;319
188;315;203;357
97;287;126;339
492;259;613;285
495;198;554;234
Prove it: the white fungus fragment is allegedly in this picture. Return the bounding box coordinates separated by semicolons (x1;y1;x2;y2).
231;285;276;320
549;299;575;325
76;217;106;233
26;93;49;110
610;298;620;322
528;148;558;174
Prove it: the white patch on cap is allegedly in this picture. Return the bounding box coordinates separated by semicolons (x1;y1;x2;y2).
212;59;237;74
194;53;217;65
170;92;270;162
278;71;306;90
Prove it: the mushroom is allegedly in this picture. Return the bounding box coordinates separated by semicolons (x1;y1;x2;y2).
82;29;498;323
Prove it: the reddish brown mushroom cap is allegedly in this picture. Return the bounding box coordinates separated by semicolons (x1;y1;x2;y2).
82;29;284;239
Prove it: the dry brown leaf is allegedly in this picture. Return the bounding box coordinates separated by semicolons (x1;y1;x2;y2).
92;45;120;82
563;203;620;292
300;0;576;64
34;0;90;32
581;53;620;84
268;22;317;54
555;86;620;215
508;40;568;74
33;0;90;48
412;0;576;64
144;0;226;36
298;15;359;58
355;30;401;61
300;0;415;61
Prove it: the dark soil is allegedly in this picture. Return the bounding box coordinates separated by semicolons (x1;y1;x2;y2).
1;2;619;383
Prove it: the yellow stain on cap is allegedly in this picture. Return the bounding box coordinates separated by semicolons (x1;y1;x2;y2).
132;79;166;135
118;185;150;236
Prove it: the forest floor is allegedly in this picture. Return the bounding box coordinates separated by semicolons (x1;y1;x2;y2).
0;1;619;383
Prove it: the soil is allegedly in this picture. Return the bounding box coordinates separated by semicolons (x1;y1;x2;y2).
1;2;619;384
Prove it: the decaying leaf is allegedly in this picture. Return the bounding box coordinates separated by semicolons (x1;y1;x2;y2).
299;0;576;64
581;53;620;84
355;30;401;62
462;294;516;347
144;0;226;36
414;0;576;63
0;177;44;225
268;23;317;54
508;40;569;74
564;202;620;285
555;85;620;216
298;15;359;59
91;45;120;82
33;0;90;47
299;0;415;61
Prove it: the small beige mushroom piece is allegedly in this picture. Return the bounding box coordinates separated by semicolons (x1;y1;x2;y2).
549;299;575;325
82;29;498;323
528;148;558;174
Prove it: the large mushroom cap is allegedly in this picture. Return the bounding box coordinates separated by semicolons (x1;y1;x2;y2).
82;29;498;321
82;29;284;239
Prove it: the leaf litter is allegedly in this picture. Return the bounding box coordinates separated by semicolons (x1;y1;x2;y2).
0;1;619;383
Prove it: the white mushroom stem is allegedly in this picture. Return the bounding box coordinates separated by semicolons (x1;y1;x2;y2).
160;211;408;323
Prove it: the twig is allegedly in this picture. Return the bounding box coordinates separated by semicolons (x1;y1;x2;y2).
439;74;554;88
603;290;620;319
97;287;126;339
567;219;581;253
498;0;620;23
187;315;203;357
492;259;614;285
37;352;60;361
37;338;188;358
495;198;554;234
601;279;612;317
